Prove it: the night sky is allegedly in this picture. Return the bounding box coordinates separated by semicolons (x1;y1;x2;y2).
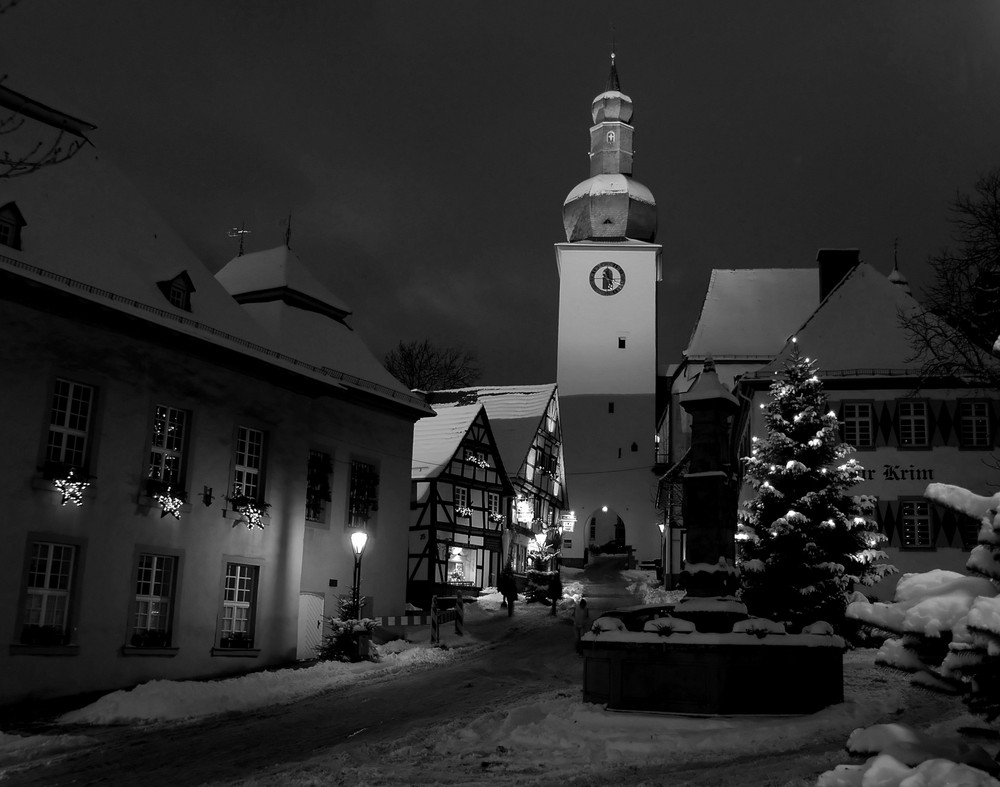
4;1;1000;385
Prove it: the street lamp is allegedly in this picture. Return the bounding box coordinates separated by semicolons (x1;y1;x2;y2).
350;530;368;619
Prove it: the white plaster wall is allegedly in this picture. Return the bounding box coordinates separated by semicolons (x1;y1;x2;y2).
0;300;415;704
555;242;660;396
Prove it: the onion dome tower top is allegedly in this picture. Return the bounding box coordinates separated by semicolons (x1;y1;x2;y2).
562;52;657;243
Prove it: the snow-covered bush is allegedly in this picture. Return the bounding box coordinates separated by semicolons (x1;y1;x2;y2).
738;346;895;632
846;482;1000;722
815;721;999;786
316;617;380;663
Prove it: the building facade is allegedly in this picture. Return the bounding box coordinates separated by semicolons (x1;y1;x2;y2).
430;385;567;572
408;404;515;608
0;130;429;704
733;261;999;597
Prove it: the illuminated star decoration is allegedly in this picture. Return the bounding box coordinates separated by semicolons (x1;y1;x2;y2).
154;488;184;519
53;468;89;506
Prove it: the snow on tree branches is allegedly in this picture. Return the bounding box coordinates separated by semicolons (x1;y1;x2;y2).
738;344;895;631
847;482;1000;722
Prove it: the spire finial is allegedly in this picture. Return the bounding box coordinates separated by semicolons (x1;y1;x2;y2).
893;237;899;272
284;212;293;249
605;33;621;92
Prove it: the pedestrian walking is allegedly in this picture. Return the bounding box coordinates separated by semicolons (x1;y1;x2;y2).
548;572;562;616
497;562;517;617
573;598;591;653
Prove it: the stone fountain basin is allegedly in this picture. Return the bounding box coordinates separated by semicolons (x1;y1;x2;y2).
581;631;845;715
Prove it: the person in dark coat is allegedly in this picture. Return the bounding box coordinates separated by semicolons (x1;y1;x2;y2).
497;562;517;617
548;572;562;616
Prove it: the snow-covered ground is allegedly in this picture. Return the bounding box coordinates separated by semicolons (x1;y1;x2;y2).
2;574;997;786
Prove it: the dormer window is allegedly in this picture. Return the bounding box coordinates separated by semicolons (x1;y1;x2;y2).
156;271;195;312
0;202;26;251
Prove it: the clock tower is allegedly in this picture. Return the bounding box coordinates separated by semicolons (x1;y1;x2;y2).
555;54;662;565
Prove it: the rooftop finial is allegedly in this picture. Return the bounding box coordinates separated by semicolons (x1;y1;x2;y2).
893;237;899;272
606;30;620;92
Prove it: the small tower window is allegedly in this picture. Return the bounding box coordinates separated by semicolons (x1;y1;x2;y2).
0;201;26;251
156;271;196;312
608;401;615;414
618;337;626;349
607;130;615;144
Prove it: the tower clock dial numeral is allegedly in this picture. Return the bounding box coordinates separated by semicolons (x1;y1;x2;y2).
589;262;625;296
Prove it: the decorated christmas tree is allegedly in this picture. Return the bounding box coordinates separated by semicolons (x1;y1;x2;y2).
738;343;895;630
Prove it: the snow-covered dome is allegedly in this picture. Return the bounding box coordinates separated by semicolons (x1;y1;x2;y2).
592;89;633;124
562;173;657;242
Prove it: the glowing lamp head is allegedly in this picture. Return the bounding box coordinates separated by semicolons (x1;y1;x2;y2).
601;506;608;513
350;530;369;557
657;522;665;535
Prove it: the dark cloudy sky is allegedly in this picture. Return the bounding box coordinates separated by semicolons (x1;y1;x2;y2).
4;1;1000;385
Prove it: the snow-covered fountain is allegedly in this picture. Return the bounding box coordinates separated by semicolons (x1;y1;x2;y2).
581;360;845;714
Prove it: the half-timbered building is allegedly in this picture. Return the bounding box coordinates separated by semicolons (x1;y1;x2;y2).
428;386;568;571
408;404;515;608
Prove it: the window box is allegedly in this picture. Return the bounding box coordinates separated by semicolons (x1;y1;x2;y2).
20;623;70;647
225;494;271;529
121;645;179;658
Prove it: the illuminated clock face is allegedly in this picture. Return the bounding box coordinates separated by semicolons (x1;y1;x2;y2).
589;262;625;296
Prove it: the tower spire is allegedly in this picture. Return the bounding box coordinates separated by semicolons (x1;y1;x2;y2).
606;36;620;92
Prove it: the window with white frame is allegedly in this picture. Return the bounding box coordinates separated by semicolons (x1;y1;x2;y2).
220;562;259;648
347;459;379;527
147;405;188;494
21;541;76;646
959;401;991;449
897;400;929;448
46;379;94;471
841;401;874;448
233;426;265;501
131;553;176;647
454;486;470;515
900;500;932;548
487;492;501;515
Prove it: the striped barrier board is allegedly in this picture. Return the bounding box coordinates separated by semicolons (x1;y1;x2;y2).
373;614;431;626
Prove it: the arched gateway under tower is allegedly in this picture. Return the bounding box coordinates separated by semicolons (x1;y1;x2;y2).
555;54;662;567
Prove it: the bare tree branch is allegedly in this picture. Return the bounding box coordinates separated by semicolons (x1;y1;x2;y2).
903;168;1000;390
384;339;482;391
0;77;95;178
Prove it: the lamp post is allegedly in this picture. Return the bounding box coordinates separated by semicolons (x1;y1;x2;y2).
350;530;368;620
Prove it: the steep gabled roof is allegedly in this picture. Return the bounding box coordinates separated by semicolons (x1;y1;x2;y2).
686;269;818;359
431;384;558;471
411;403;484;480
756;262;923;376
0;147;430;416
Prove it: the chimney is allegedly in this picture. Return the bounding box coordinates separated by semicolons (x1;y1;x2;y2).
817;249;860;301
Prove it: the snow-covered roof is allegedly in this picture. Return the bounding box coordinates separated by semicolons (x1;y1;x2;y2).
754;263;924;377
0;148;430;416
215;245;352;317
411;403;484;480
432;384;557;470
686;269;818;359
